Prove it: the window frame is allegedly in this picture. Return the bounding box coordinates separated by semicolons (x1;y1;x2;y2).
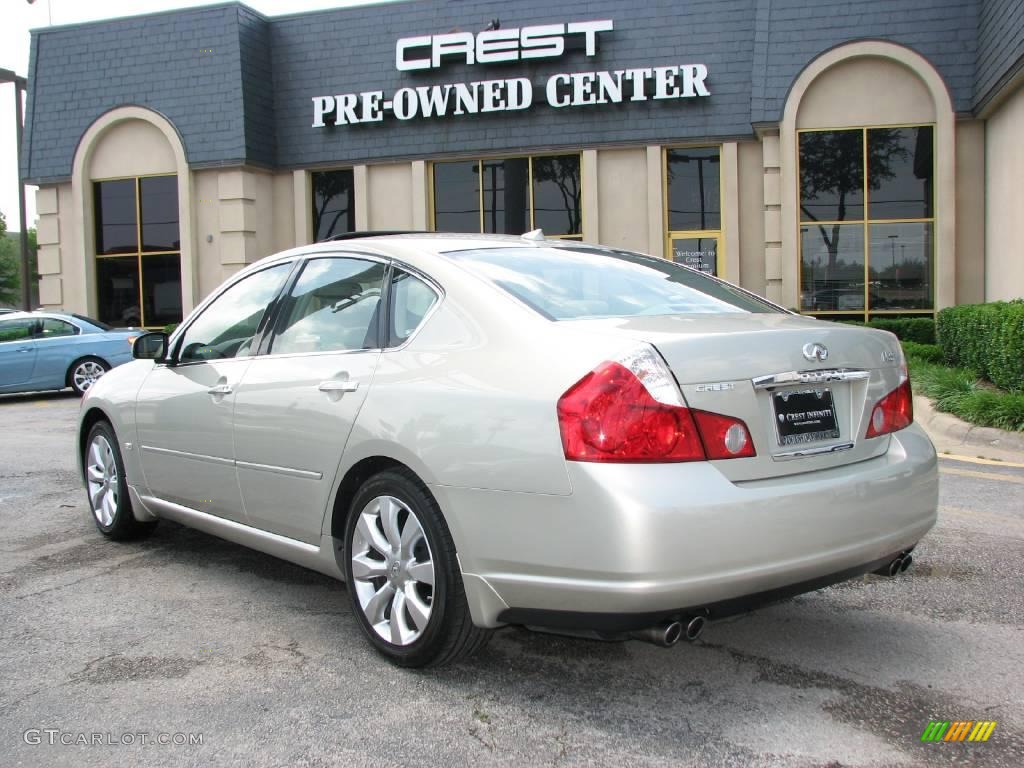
169;260;299;367
93;172;182;329
663;145;725;278
429;152;584;240
796;123;937;321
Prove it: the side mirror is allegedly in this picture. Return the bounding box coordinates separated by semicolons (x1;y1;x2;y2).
132;331;169;362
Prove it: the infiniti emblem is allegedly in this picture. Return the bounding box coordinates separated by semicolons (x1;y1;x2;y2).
802;342;829;362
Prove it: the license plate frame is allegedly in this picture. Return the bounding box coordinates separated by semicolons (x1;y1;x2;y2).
772;387;841;446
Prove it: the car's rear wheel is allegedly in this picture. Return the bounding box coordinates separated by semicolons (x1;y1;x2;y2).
84;421;156;540
69;357;110;395
343;468;492;667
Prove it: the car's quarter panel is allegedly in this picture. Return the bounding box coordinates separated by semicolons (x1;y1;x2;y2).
232;350;382;544
134;359;251;522
30;333;134;390
432;423;937;624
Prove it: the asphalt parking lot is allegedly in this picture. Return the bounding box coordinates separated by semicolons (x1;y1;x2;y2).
1;392;1022;767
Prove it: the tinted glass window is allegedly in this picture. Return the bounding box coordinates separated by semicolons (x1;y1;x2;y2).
271;258;386;355
178;264;291;363
868;127;933;220
141;254;183;328
482;158;529;235
96;256;141;326
39;318;78;338
71;314;111;331
94;179;138;255
139;176;180;252
446;247;776;319
388;270;438;346
433;161;479;232
799;130;864;222
667;148;721;231
0;318;36;343
800;224;866;311
312;170;355;240
531;155;581;236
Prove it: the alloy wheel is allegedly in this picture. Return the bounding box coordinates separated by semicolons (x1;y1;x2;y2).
73;361;107;392
87;434;119;526
350;495;435;646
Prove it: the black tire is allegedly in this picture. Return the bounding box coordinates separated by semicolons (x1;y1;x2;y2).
68;356;110;396
343;468;492;667
83;421;157;541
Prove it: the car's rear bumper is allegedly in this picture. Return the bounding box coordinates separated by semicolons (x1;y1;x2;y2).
432;423;938;629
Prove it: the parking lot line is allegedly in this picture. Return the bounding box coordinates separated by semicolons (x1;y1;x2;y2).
938;454;1024;469
939;467;1024;484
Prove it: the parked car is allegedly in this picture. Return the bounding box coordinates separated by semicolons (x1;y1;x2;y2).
0;307;18;315
77;232;938;667
0;311;139;395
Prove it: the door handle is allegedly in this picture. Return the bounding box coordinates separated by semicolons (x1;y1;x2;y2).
17;346;32;352
318;380;359;393
208;383;233;396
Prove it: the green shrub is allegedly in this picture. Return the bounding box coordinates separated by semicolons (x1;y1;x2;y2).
865;317;936;344
901;341;943;364
163;323;179;334
906;357;1024;432
937;300;1024;392
834;317;936;344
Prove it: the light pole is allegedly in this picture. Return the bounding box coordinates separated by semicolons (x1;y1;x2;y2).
0;67;30;310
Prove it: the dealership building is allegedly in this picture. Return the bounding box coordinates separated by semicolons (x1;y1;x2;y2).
19;0;1024;328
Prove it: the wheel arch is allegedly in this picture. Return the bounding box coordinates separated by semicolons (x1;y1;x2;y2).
329;455;427;541
78;406;113;481
65;354;111;389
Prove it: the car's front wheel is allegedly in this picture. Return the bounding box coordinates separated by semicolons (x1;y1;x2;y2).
84;421;156;540
344;468;491;667
68;357;110;395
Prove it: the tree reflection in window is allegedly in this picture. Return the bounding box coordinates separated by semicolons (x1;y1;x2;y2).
799;127;933;315
312;170;355;241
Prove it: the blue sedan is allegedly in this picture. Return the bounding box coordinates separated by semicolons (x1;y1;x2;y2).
0;311;140;396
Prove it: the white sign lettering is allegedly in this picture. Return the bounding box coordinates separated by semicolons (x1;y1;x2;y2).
396;20;613;71
311;19;710;128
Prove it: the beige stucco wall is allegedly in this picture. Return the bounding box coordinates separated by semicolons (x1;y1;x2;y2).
596;147;649;252
366;163;415;230
89;120;178;180
796;57;936;128
984;83;1024;301
737;140;766;297
954;120;986;305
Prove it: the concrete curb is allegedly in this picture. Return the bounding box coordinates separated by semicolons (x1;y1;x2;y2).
914;394;1024;462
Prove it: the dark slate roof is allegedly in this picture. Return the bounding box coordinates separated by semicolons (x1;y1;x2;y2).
19;0;1020;184
976;0;1024;111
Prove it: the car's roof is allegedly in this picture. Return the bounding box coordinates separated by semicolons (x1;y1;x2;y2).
247;231;599;273
0;310;107;326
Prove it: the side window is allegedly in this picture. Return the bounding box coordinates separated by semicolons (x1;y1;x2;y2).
178;263;291;363
38;318;79;338
0;319;36;343
271;257;386;355
388;270;439;347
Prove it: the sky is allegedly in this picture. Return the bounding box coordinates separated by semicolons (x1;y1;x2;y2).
0;0;397;234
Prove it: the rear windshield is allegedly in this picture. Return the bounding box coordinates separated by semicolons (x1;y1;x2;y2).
71;313;112;330
445;246;780;320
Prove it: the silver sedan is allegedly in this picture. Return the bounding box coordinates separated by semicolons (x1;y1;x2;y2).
77;233;937;667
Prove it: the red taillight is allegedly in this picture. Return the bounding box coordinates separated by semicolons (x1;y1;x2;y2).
865;376;913;438
556;359;756;463
692;410;756;460
557;362;705;462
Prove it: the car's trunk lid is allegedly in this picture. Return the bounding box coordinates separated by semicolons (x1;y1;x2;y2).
563;313;906;481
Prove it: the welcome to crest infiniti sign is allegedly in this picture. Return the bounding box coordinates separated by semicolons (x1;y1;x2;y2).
311;20;710;127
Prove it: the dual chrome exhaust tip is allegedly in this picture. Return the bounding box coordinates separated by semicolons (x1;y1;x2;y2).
631;615;706;647
875;549;915;577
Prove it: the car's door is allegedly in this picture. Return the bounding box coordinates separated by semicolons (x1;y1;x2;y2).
231;255;388;543
0;318;39;389
134;262;293;520
30;317;82;389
